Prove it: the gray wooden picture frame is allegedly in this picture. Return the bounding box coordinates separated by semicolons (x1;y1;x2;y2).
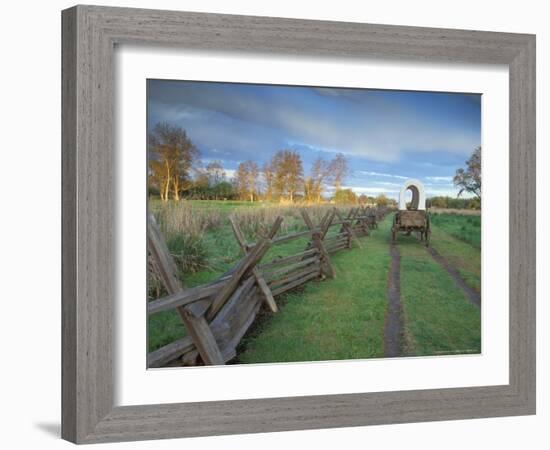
61;5;536;444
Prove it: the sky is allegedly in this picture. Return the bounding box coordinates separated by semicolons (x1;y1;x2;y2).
147;79;481;200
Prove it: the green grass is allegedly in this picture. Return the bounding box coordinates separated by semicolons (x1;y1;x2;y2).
430;213;481;249
429;227;481;293
238;226;390;363
428;213;481;293
395;231;481;356
148;200;327;352
148;203;482;360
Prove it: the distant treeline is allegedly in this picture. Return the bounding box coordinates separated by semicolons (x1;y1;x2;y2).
148;121;481;207
148;122;352;204
426;196;480;210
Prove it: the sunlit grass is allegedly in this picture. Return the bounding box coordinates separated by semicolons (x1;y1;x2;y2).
430;213;481;249
238;222;391;363
148;204;482;361
397;232;481;356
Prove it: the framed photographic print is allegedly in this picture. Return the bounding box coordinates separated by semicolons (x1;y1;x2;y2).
62;5;536;444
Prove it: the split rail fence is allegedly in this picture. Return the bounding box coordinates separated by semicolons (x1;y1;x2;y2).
147;205;387;367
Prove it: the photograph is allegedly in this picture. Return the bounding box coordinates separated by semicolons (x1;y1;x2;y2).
146;80;482;368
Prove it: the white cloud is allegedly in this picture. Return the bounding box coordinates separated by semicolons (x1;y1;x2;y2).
425;176;453;182
375;181;403;187
359;171;408;180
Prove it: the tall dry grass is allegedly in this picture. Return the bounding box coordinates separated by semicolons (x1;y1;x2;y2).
150;202;224;277
147;201;355;299
152;201;352;244
153;201;223;238
232;203;345;240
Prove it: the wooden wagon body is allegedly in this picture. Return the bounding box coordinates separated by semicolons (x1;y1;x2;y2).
391;209;431;245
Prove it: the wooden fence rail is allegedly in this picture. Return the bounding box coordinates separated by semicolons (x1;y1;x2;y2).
147;206;387;367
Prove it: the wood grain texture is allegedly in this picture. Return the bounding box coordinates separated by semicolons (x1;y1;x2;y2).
147;214;225;366
61;7;77;442
61;4;536;443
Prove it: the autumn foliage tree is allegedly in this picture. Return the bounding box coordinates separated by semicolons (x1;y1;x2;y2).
264;151;346;203
308;158;330;203
205;160;226;186
375;193;389;207
454;146;481;200
235;160;260;201
328;152;349;193
303;177;316;203
262;160;275;201
148;122;199;201
270;150;304;203
187;161;235;200
333;188;357;204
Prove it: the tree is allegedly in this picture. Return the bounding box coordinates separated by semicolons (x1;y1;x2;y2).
271;150;304;203
310;157;330;203
359;194;368;205
303;177;315;203
283;151;304;203
235;160;259;201
375;193;389;207
429;196;448;208
148;122;199;201
468;197;481;209
271;151;286;200
426;195;480;210
328;153;349;192
198;160;227;199
262;161;275;201
215;181;235;200
454;146;481;199
333;188;357;204
205;160;226;186
188;169;209;199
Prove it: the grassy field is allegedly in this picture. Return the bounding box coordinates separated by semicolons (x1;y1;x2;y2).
148;200;482;361
429;213;481;293
394;226;481;356
238;223;390;363
430;213;481;249
148;199;343;352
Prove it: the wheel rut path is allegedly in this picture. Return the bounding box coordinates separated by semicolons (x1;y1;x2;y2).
384;243;403;357
426;246;481;307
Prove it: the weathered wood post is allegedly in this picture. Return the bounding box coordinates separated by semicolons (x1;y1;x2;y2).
147;214;224;366
228;215;282;313
358;206;370;234
207;236;273;321
335;208;362;249
301;209;336;279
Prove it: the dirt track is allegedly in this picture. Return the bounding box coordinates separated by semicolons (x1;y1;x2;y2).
426;246;481;307
384;244;403;357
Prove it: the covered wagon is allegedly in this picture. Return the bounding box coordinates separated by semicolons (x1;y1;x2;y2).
391;179;431;245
